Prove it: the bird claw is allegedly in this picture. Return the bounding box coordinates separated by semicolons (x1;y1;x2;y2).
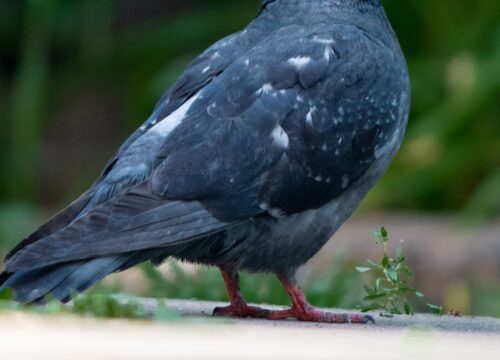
213;303;271;318
363;314;376;324
213;303;375;325
285;308;375;324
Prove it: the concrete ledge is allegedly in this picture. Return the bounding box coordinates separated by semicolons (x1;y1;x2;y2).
1;298;499;360
150;298;500;333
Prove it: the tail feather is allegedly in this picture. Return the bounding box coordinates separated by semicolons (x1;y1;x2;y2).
50;256;132;302
0;262;82;303
0;250;161;303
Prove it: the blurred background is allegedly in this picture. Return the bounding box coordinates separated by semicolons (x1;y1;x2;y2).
0;0;498;316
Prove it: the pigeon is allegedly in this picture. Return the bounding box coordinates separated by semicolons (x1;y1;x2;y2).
1;0;410;324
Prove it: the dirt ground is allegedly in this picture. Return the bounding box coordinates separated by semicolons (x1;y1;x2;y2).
1;298;499;360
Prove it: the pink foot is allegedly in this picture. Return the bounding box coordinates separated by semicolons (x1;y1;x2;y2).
269;274;375;324
265;304;374;324
213;302;373;323
213;302;271;318
214;270;374;324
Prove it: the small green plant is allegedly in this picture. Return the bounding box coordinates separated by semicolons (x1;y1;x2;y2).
357;227;443;316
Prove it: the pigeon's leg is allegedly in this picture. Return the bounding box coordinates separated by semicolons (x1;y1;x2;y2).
212;270;271;318
265;273;374;324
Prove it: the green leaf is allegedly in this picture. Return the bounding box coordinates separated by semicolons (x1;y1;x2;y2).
380;227;388;239
364;293;387;300
382;255;390;268
367;259;383;269
404;302;414;315
386;268;398;282
390;308;403;315
400;266;414;278
396;245;402;259
415;291;425;298
427;303;444;316
356;267;372;273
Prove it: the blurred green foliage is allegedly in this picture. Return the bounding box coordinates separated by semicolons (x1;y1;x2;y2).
0;0;498;316
0;287;180;321
0;0;497;221
139;259;361;309
371;1;500;219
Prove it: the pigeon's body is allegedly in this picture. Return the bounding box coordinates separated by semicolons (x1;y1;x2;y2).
1;0;409;321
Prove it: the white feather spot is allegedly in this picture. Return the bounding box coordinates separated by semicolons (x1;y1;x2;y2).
306;107;316;125
268;207;286;218
260;202;285;217
261;83;274;93
312;36;335;45
324;47;334;61
271;125;289;149
314;175;323;182
244;59;250;66
151;92;200;137
202;66;210;73
259;202;269;211
341;175;349;189
287;56;312;69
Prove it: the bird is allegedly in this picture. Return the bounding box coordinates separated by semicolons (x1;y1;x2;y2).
0;0;410;324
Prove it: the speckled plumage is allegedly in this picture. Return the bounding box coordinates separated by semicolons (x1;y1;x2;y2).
1;0;410;304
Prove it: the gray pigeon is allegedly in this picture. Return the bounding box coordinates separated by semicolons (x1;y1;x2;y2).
1;0;409;323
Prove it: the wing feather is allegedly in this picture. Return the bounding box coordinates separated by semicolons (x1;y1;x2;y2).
6;184;237;272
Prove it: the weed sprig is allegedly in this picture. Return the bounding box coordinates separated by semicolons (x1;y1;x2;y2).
357;227;443;316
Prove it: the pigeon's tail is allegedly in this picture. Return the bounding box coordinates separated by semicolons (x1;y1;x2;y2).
0;250;159;304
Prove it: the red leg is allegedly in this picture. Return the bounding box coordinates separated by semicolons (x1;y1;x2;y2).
212;270;271;318
266;274;374;324
213;270;373;324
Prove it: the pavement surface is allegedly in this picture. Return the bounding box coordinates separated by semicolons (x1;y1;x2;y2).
1;298;499;360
